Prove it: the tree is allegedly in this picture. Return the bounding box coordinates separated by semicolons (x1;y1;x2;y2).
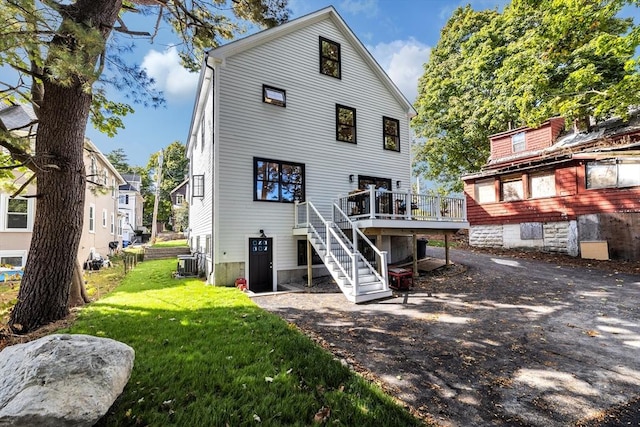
144;141;188;229
1;0;289;334
413;0;640;191
106;148;130;173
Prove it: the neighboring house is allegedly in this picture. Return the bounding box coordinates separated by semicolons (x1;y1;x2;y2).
0;103;125;269
462;114;640;261
186;7;468;302
170;178;188;232
118;173;144;243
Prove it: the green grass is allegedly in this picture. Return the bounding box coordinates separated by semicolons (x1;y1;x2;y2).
152;239;188;248
64;260;425;426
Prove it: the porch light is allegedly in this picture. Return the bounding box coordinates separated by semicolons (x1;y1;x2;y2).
396;180;401;189
349;174;354;183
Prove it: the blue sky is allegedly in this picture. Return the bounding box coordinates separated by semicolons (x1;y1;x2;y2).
86;0;511;165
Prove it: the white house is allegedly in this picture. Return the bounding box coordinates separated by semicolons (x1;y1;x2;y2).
118;173;144;244
186;7;468;302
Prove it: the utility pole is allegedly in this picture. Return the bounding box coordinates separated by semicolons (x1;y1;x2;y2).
150;150;163;244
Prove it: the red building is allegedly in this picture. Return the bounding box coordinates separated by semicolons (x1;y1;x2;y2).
462;115;640;261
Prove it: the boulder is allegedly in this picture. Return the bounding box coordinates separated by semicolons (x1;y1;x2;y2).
0;334;135;427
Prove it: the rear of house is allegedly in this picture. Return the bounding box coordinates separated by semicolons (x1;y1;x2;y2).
187;7;419;291
462;115;640;261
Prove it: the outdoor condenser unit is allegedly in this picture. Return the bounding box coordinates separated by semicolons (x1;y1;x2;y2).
177;255;198;277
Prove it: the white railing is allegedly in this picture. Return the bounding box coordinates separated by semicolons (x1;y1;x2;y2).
294;201;387;296
336;186;467;222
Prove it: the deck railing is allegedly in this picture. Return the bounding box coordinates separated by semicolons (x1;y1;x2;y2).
336;186;466;222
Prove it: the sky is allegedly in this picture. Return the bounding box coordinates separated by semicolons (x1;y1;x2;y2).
84;0;511;166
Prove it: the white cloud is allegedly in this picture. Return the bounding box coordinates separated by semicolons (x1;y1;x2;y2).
339;0;379;18
141;46;198;104
368;38;431;104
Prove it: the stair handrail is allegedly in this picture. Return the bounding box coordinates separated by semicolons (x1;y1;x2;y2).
332;203;388;290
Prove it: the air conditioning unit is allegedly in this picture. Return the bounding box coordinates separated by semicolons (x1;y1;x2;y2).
177;255;198;277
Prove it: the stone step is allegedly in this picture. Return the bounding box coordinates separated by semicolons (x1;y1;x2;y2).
144;246;191;260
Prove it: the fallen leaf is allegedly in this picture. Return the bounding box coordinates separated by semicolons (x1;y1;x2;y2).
313;406;331;423
265;376;273;382
253;414;261;422
586;330;599;337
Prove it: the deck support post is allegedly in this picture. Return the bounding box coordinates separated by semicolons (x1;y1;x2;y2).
307;239;313;287
412;233;418;277
444;233;450;266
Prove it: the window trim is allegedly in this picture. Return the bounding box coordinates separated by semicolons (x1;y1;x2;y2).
88;203;95;233
500;176;524;202
586;160;640;189
254;157;305;203
319;36;341;79
383;116;400;152
110;212;115;235
0;250;27;268
4;196;32;231
336;104;357;143
192;175;205;198
475;179;496;204
528;171;556;199
102;209;107;228
263;84;286;107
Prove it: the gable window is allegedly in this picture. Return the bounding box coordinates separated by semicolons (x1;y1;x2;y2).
501;177;524;201
475;179;496;204
192;175;205;198
512;132;525;153
88;204;95;233
111;178;116;198
383;116;400;151
102;209;107;228
176;194;185;205
254;158;305;203
263;85;286;107
6;198;28;230
336;105;356;143
319;37;341;79
586;160;640;189
529;172;556;198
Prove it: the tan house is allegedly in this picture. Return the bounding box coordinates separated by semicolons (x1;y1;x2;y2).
0;104;124;271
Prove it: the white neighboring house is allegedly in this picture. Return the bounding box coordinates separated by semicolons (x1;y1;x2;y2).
186;7;468;302
118;173;144;244
0;103;125;271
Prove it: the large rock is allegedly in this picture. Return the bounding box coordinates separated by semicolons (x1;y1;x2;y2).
0;334;135;427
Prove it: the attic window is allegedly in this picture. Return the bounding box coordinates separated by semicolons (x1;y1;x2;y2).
192;175;205;198
263;85;286;107
512;132;525;153
319;37;341;79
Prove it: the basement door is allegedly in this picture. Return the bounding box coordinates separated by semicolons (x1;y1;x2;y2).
248;237;273;293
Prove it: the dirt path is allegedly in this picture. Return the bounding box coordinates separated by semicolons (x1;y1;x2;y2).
252;247;640;426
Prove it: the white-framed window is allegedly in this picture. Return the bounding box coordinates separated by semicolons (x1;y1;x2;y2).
512;132;525;153
586;160;640;189
88;204;95;233
111;178;116;198
110;212;115;235
0;250;27;268
529;172;556;198
475;179;496;204
1;195;34;231
192;175;205;198
102;209;107;228
501;177;524;201
176;194;185;205
118;217;123;236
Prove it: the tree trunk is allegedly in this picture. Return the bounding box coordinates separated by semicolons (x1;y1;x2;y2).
69;259;90;307
9;0;123;334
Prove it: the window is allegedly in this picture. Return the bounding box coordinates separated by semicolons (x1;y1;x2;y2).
6;198;29;229
192;175;205;198
176;194;185;205
263;85;286;107
89;156;97;176
111;178;116;198
512;132;525;153
110;212;115;235
529;172;556;198
501;177;524;201
586;160;640;189
254;158;305;203
383;116;400;151
475;179;496;204
0;251;26;268
319;37;341;79
102;209;107;228
336;105;356;143
88;204;95;233
297;240;322;266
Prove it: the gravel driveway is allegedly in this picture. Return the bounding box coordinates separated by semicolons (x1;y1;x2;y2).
252;247;640;426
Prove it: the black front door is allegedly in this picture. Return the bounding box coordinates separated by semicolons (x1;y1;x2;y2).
248;237;273;293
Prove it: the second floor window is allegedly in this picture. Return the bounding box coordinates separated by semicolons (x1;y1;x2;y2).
383;117;400;151
512;132;525;153
254;158;305;203
6;198;28;229
192;175;205;198
336;105;356;143
319;37;341;79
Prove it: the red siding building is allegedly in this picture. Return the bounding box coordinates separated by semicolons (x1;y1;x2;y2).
462;115;640;261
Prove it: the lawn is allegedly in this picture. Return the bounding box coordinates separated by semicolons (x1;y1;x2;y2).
152;239;188;248
63;259;425;426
